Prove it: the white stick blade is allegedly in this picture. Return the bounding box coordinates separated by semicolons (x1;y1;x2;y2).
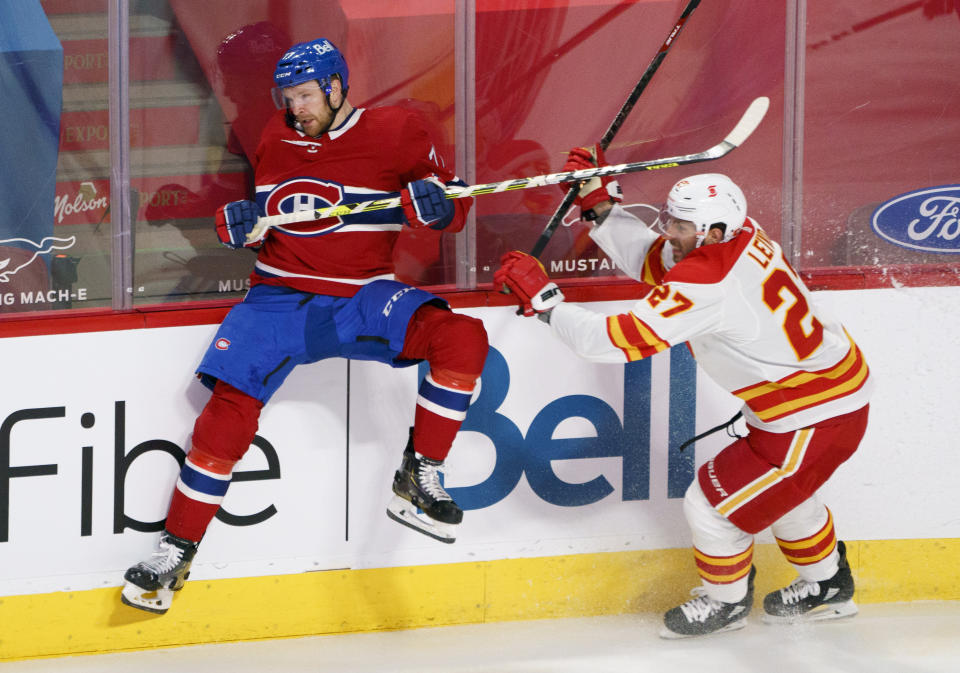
723;96;769;148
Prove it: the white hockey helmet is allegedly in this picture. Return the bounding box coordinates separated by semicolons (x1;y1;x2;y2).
655;173;747;245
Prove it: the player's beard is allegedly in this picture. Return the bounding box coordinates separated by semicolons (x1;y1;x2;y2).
298;113;331;137
296;99;336;137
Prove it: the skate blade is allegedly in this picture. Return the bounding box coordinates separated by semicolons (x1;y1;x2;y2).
386;496;456;544
658;617;748;640
120;582;174;614
762;599;858;624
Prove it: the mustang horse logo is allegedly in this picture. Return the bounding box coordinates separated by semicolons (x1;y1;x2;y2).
0;236;78;283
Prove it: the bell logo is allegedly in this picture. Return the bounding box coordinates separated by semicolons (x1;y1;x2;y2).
215;338;231;351
313;40;335;55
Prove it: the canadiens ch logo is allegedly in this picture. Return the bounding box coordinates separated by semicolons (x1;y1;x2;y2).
215;338;231;350
871;185;960;253
263;178;346;235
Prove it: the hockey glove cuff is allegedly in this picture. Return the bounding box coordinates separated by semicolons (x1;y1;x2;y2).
561;144;622;219
494;251;565;317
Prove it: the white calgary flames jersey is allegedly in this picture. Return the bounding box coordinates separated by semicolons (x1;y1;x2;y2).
549;204;873;433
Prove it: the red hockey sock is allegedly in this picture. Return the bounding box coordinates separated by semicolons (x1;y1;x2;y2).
400;305;487;461
165;381;262;541
164;447;234;542
413;369;477;461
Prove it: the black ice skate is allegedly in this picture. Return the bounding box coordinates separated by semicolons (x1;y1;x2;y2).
763;540;857;623
386;430;462;544
660;566;755;639
120;531;199;614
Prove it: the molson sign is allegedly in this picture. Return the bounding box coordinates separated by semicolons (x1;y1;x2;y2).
871;185;960;253
53;180;109;225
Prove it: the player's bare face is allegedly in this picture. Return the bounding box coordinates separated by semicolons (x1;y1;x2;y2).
661;217;700;262
283;82;334;136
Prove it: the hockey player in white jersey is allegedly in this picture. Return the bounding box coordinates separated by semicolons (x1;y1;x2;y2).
495;146;872;638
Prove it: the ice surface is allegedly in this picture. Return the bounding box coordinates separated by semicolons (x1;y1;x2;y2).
5;602;960;673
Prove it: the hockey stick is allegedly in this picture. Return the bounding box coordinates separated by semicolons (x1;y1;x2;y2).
530;0;702;259
245;97;769;242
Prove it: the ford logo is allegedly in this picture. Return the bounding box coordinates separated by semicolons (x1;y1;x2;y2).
870;185;960;253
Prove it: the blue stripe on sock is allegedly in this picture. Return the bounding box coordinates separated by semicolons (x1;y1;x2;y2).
418;379;472;412
179;465;231;497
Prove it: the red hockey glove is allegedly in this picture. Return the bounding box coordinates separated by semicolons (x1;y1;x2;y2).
494;251;565;317
561;144;622;219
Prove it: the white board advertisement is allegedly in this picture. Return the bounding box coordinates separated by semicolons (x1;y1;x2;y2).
0;289;957;597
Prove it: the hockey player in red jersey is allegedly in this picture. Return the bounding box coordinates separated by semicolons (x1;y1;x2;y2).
121;38;488;614
495;146;872;638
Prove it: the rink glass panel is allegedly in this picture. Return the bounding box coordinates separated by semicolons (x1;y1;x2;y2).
6;1;112;313
124;1;463;303
12;0;960;318
799;0;960;283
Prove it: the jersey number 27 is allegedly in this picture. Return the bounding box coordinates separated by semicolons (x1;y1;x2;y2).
762;268;824;360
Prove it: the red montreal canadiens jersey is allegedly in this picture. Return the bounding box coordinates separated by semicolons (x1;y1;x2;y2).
249;106;468;296
549;204;873;432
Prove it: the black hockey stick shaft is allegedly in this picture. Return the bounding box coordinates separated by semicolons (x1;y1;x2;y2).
529;0;702;259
